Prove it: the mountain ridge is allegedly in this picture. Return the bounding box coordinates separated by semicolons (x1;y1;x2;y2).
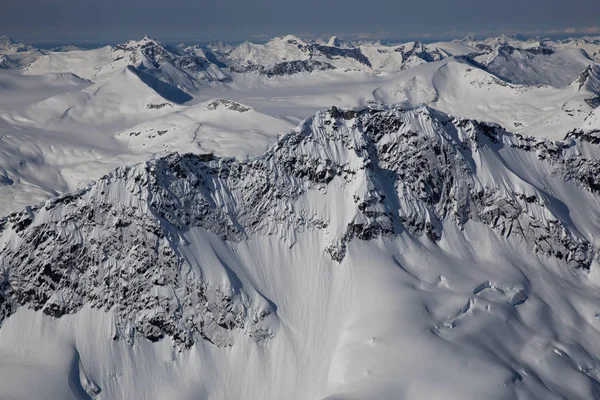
2;104;599;350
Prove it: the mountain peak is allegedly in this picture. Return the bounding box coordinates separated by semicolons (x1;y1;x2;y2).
0;35;33;53
460;32;476;43
273;34;307;46
326;35;350;48
573;64;600;92
122;35;162;49
0;35;16;46
0;53;18;69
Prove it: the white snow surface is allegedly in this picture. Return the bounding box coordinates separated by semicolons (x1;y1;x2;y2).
0;33;600;400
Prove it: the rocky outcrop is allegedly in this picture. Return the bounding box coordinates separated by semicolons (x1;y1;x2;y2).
230;60;336;77
114;36;231;85
0;169;274;348
311;44;372;67
0;105;597;348
0;54;18;69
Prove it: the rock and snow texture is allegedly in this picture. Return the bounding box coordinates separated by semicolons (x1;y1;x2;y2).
2;106;600;398
0;54;18;69
0;33;599;218
114;98;293;157
483;46;594;87
0;160;276;347
373;57;600;139
0;35;45;67
2;32;600;399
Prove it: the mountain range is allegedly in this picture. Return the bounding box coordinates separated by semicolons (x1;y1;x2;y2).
1;32;600;399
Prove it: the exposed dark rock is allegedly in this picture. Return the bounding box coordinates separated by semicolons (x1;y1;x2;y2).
230;60;335;77
1;105;597;350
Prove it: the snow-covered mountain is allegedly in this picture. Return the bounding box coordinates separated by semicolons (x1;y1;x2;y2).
0;35;35;54
25;36;229;90
0;53;18;69
568;102;600;143
482;46;593;87
549;36;600;62
373;56;600;139
1;33;598;216
11;33;600;90
2;105;600;399
6;33;600;79
2;31;600;399
0;35;45;67
225;35;468;73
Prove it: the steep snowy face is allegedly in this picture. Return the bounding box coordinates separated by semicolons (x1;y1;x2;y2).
0;35;33;53
226;37;454;73
114;36;190;69
0;54;18;69
112;36;230;85
575;64;600;95
0;161;276;348
327;35;351;49
0;36;45;68
226;34;373;73
1;105;599;351
228;35;312;67
552;37;600;62
392;41;448;69
462;34;548;52
569;106;600;142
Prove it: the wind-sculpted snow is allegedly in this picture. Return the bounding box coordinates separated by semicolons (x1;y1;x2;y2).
0;105;598;352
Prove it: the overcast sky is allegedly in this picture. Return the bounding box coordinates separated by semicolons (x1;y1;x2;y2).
2;0;600;44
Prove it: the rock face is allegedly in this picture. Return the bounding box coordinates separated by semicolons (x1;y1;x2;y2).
113;36;231;86
311;44;372;67
0;54;18;69
393;41;447;68
0;35;34;53
0;105;598;347
230;59;336;77
0;165;274;348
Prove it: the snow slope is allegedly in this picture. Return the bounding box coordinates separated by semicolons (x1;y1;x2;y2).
0;35;46;67
229;35;312;66
25;36;229;89
373;58;600;139
2;106;600;399
2;33;599;218
115;98;294;157
484;47;593;87
227;36;463;73
1;31;600;400
0;64;297;216
551;36;600;62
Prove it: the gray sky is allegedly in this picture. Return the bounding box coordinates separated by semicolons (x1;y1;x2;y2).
2;0;600;44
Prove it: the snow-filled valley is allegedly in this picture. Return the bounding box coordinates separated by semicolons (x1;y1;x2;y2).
1;33;600;399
